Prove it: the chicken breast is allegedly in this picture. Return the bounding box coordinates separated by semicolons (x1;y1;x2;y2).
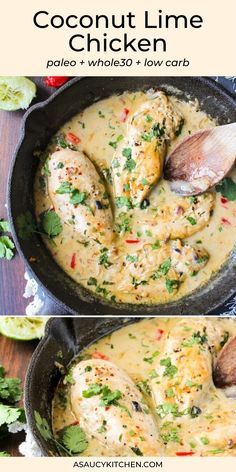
112;91;183;206
47;149;114;245
150;319;216;412
70;359;162;456
108;239;209;300
128;193;215;240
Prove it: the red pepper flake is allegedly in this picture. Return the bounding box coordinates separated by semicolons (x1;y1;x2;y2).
66;132;81;145
92;351;109;360
125;239;140;244
221;217;231;226
44;76;69;88
120;108;130;122
70;253;76;269
70;420;80;426
176;452;195;456
155;328;164;341
221;197;228;205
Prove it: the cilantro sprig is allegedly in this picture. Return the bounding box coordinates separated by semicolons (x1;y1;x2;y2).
0;220;15;261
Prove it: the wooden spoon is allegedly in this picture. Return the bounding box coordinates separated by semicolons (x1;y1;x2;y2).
214;335;236;388
164;123;236;195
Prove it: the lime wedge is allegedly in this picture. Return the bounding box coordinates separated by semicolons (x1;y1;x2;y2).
0;77;36;111
0;317;49;341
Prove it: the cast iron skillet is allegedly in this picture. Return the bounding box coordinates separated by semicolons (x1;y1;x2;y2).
8;77;236;315
25;316;137;456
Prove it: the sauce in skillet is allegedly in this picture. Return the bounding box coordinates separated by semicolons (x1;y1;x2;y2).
52;317;236;457
34;90;236;305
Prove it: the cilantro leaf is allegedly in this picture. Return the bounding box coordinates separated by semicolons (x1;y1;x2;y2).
216;177;236;201
182;330;208;347
0;236;15;260
186;216;197;226
0;378;22;403
161;428;180;444
165;279;180;294
56;182;72;194
0;220;10;232
69;190;87;205
98;248;113;269
34;411;52;441
60;425;88;455
16;211;37;240
0;405;25;428
115;196;133;209
100;386;122;406
40;210;62;238
82;384;102;398
109;134;123;150
0;451;10;456
160;357;178;378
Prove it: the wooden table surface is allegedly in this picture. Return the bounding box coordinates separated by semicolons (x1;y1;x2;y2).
0;77;68;316
0;334;37;456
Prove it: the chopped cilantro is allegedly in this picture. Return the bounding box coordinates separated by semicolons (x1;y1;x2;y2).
160;358;178;378
182;330;208;347
165;279;180;294
87;277;98;286
200;437;209;445
166;388;174;398
109;135;123;150
82;384;102;398
99;248;113;269
69;190;87;205
56;182;72;194
143;351;159;364
161;428;180;444
126;254;138;263
186;216;197;225
145;114;153;123
115;196;133;209
151;240;161;250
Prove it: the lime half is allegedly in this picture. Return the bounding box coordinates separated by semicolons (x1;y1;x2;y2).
0;317;49;341
0;77;36;111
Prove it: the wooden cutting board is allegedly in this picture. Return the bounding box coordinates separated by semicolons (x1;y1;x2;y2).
0;334;37;456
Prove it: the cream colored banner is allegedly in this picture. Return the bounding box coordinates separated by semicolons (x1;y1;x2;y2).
1;457;236;471
0;0;234;75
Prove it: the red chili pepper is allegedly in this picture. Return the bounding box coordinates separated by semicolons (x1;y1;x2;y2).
120;108;130;122
221;217;231;226
176;452;195;456
44;76;69;88
221;197;228;205
70;253;76;269
92;352;109;360
125;239;140;244
155;328;164;341
66;132;81;145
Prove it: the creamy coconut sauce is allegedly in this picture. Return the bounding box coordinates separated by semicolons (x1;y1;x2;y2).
52;317;236;457
34;91;236;304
